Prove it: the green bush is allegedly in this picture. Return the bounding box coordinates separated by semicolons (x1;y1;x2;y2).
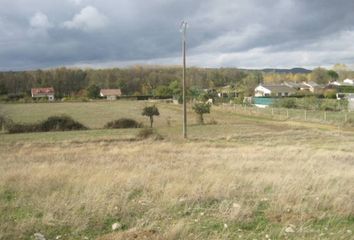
40;116;87;131
104;118;143;129
324;89;337;99
86;84;100;99
271;97;348;111
6;123;39;134
344;118;354;127
319;99;339;111
300;97;321;110
136;128;163;140
6;115;87;134
338;85;354;93
0;115;13;131
192;102;211;124
272;98;297;108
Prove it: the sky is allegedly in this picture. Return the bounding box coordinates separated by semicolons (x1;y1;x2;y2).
1;0;354;71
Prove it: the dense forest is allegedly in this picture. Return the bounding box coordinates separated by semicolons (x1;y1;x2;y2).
0;64;354;98
0;66;261;97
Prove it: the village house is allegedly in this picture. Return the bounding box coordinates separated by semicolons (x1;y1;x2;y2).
329;80;341;86
343;79;354;85
254;84;296;97
302;81;324;93
31;87;55;101
328;79;354;87
217;85;240;98
100;89;122;100
283;81;309;91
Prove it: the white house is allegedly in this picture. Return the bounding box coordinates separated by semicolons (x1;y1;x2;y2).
329;81;341;86
31;87;55;101
100;89;122;100
254;84;296;97
343;79;354;85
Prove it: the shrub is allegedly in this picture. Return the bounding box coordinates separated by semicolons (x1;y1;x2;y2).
104;118;143;129
324;89;337;99
272;98;297;109
40;116;87;131
6;115;87;134
299;97;321;110
136;128;163;140
192;102;211;124
207;118;218;125
272;97;348;112
86;84;101;99
344;118;354;127
0;115;13;132
6;123;39;134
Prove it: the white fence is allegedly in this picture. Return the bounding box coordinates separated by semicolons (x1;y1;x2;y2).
219;104;353;125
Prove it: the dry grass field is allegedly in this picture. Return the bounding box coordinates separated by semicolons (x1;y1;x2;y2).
0;101;353;240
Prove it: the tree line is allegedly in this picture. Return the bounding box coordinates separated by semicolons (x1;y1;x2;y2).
0;66;261;98
1;64;354;99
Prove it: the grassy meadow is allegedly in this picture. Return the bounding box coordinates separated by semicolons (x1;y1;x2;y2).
0;101;353;240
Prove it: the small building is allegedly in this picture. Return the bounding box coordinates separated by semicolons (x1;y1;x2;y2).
329;81;341;86
31;87;55;101
100;89;122;100
283;81;309;91
217;85;238;98
343;79;354;85
254;84;296;97
302;81;324;93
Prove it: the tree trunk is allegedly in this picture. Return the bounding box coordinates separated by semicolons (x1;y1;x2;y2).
150;116;153;128
198;114;204;124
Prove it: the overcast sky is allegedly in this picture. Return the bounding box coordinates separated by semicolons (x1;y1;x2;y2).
1;0;354;70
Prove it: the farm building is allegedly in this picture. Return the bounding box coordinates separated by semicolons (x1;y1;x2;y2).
328;79;354;87
283;81;309;91
254;84;296;97
302;81;324;93
100;89;122;100
217;85;240;98
31;87;55;101
329;81;341;86
343;79;354;85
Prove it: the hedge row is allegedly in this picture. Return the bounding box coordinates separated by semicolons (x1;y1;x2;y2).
3;116;144;134
6;116;87;134
104;118;143;129
272;97;348;111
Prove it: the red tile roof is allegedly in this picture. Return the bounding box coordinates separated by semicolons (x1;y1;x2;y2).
100;89;122;96
31;87;55;96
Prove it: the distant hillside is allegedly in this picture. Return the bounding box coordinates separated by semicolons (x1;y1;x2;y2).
261;68;312;74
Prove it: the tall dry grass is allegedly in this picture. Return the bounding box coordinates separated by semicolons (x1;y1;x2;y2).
0;132;353;239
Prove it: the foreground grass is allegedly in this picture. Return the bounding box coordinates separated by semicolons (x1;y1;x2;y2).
1;137;353;239
0;101;353;239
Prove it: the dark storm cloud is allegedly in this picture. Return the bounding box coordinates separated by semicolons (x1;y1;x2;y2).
1;0;354;70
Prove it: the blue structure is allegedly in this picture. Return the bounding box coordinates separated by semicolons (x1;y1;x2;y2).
253;97;274;107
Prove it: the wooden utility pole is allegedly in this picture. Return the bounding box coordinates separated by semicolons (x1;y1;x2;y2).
181;21;188;139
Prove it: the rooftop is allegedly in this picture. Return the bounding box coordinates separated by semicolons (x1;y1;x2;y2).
260;84;296;93
31;87;55;95
100;89;122;96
